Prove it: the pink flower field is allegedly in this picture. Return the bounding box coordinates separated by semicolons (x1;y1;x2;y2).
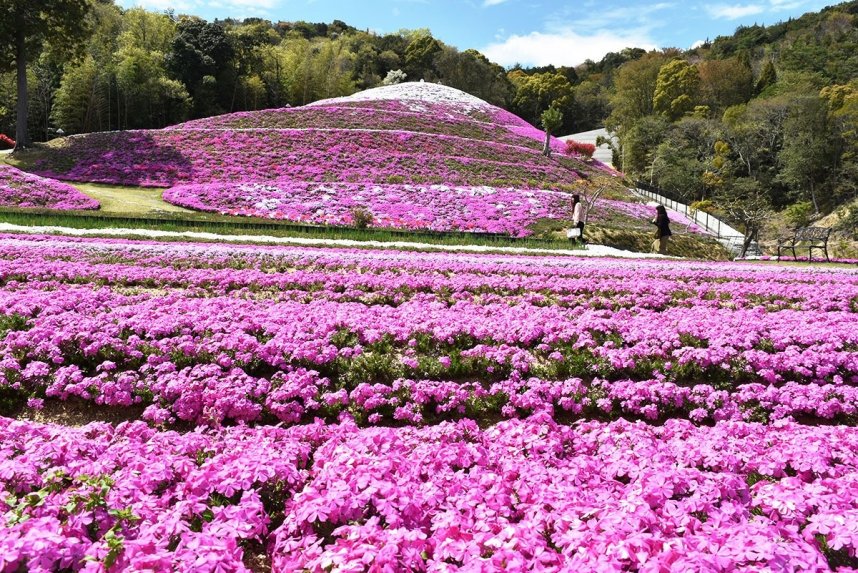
164;181;582;236
0;165;98;211
1;233;857;571
162;180;705;237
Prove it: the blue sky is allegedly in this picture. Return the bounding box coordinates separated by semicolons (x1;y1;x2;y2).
116;0;836;67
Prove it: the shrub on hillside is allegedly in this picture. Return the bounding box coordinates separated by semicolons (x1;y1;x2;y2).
0;134;14;149
382;69;407;85
784;201;814;228
565;140;596;159
350;206;374;229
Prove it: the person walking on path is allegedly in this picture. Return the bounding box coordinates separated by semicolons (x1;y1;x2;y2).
571;194;585;245
651;204;672;254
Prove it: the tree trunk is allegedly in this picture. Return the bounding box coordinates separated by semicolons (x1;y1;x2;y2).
14;14;30;150
583;185;605;224
809;180;819;215
230;63;239;112
117;78;121;130
542;129;551;157
741;227;758;258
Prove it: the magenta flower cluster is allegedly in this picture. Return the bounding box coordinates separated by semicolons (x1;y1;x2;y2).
4;414;858;571
163;180;585;236
0;165;98;211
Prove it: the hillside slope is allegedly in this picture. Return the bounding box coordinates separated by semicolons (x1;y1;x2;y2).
19;82;715;240
33;83;596;187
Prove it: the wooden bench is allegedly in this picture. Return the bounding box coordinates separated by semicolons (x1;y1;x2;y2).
776;226;831;262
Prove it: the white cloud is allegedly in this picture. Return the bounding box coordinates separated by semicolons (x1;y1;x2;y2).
546;2;675;34
483;0;509;5
118;0;277;15
690;39;706;49
480;30;658;67
769;0;804;7
215;0;278;8
705;3;766;19
118;0;200;11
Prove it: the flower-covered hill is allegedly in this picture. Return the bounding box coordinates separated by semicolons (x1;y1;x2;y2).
0;165;98;211
25;82;691;237
32;83;594;189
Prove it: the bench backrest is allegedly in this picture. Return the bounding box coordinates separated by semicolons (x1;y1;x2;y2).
795;226;831;241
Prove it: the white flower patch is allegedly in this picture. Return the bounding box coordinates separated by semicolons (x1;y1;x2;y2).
308;82;493;114
253;198;281;211
0;223;688;258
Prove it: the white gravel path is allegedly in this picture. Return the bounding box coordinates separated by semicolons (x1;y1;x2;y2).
0;222;673;259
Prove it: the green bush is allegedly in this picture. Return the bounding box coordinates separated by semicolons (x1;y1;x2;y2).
838;206;858;239
784;201;814;228
350;207;374;229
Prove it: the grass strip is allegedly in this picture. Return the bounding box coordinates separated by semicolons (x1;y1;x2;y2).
0;208;584;251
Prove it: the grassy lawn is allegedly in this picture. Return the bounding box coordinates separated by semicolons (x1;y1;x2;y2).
70;182;193;216
4;150;192;216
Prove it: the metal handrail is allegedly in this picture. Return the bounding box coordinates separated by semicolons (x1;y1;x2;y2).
630;186;743;241
630;186;759;257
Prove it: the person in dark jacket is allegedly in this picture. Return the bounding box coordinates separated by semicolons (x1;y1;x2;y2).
651;205;672;254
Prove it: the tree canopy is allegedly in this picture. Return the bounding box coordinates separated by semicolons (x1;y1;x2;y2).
0;0;93;148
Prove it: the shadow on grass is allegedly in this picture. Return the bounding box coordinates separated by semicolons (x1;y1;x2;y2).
17;131;194;187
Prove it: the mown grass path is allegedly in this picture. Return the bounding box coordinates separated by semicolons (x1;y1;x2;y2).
70;182;193;215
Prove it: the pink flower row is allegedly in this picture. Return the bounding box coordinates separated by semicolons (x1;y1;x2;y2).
34;128;579;191
169;104;548;152
163;180;583;236
4;414;858;572
2;234;852;311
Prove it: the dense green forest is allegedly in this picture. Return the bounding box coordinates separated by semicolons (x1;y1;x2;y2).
604;1;858;236
1;0;857;230
0;0;616;141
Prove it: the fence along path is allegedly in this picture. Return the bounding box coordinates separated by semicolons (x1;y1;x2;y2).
560;128;757;257
631;186;759;257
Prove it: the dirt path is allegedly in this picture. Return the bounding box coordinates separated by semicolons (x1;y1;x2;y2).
70;183;193;216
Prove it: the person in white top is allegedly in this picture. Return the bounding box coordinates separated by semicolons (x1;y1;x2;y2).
571;194;585;245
